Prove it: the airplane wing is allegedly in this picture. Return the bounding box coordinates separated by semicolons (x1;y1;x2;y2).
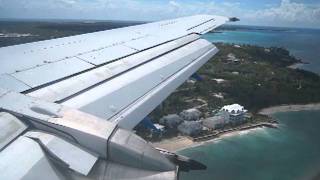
0;15;233;180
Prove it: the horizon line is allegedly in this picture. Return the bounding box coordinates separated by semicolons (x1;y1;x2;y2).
0;17;319;30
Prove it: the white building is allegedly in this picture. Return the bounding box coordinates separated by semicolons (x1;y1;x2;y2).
221;104;247;122
203;111;230;129
213;79;226;84
227;53;240;62
154;124;165;132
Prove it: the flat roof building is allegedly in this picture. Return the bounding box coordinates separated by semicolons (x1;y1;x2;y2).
221;104;248;123
221;104;247;115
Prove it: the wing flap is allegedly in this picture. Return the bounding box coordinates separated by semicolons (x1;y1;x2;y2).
25;131;98;176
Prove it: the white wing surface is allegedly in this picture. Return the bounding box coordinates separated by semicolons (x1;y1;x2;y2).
0;15;228;129
0;15;233;180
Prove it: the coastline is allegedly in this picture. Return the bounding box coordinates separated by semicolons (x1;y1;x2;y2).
152;136;194;152
152;127;266;152
153;103;320;152
148;43;320;153
287;63;305;69
258;103;320;115
152;122;277;152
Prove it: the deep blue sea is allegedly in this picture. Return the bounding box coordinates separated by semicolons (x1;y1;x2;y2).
180;26;320;180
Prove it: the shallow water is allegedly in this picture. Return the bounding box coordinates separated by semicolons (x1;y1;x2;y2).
179;111;320;180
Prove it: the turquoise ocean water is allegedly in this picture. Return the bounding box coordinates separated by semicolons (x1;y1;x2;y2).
180;111;320;180
180;27;320;180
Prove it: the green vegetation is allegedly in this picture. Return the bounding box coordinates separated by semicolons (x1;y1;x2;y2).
151;43;320;119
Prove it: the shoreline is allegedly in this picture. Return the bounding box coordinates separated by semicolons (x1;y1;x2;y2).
287;62;306;69
153;127;267;152
258;103;320;115
152;122;277;152
153;102;320;152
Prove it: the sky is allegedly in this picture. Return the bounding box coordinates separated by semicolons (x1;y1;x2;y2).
0;0;320;28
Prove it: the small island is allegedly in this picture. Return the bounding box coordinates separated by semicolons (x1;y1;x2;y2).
134;43;320;151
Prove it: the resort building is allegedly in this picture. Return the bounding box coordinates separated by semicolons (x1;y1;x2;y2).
159;114;183;129
227;53;240;62
154;124;165;132
202;111;230;129
221;104;247;123
212;79;226;84
179;108;202;121
177;121;203;136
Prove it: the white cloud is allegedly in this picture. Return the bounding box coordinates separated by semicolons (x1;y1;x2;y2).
57;0;76;5
244;0;320;27
169;1;181;13
169;1;180;8
0;0;319;28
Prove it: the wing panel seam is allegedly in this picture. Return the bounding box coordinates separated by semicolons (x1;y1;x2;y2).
186;18;215;31
55;36;200;103
23;34;198;95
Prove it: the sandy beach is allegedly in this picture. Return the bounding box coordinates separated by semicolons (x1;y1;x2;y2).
153;136;209;152
152;136;194;152
152;127;264;152
287;63;306;69
258;103;320;115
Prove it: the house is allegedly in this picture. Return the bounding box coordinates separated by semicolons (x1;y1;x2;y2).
154;124;165;132
202;117;224;129
212;78;226;84
221;104;247;124
202;111;230;129
234;44;241;48
179;108;202;121
212;92;224;99
177;121;203;136
227;53;240;62
159;114;183;128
